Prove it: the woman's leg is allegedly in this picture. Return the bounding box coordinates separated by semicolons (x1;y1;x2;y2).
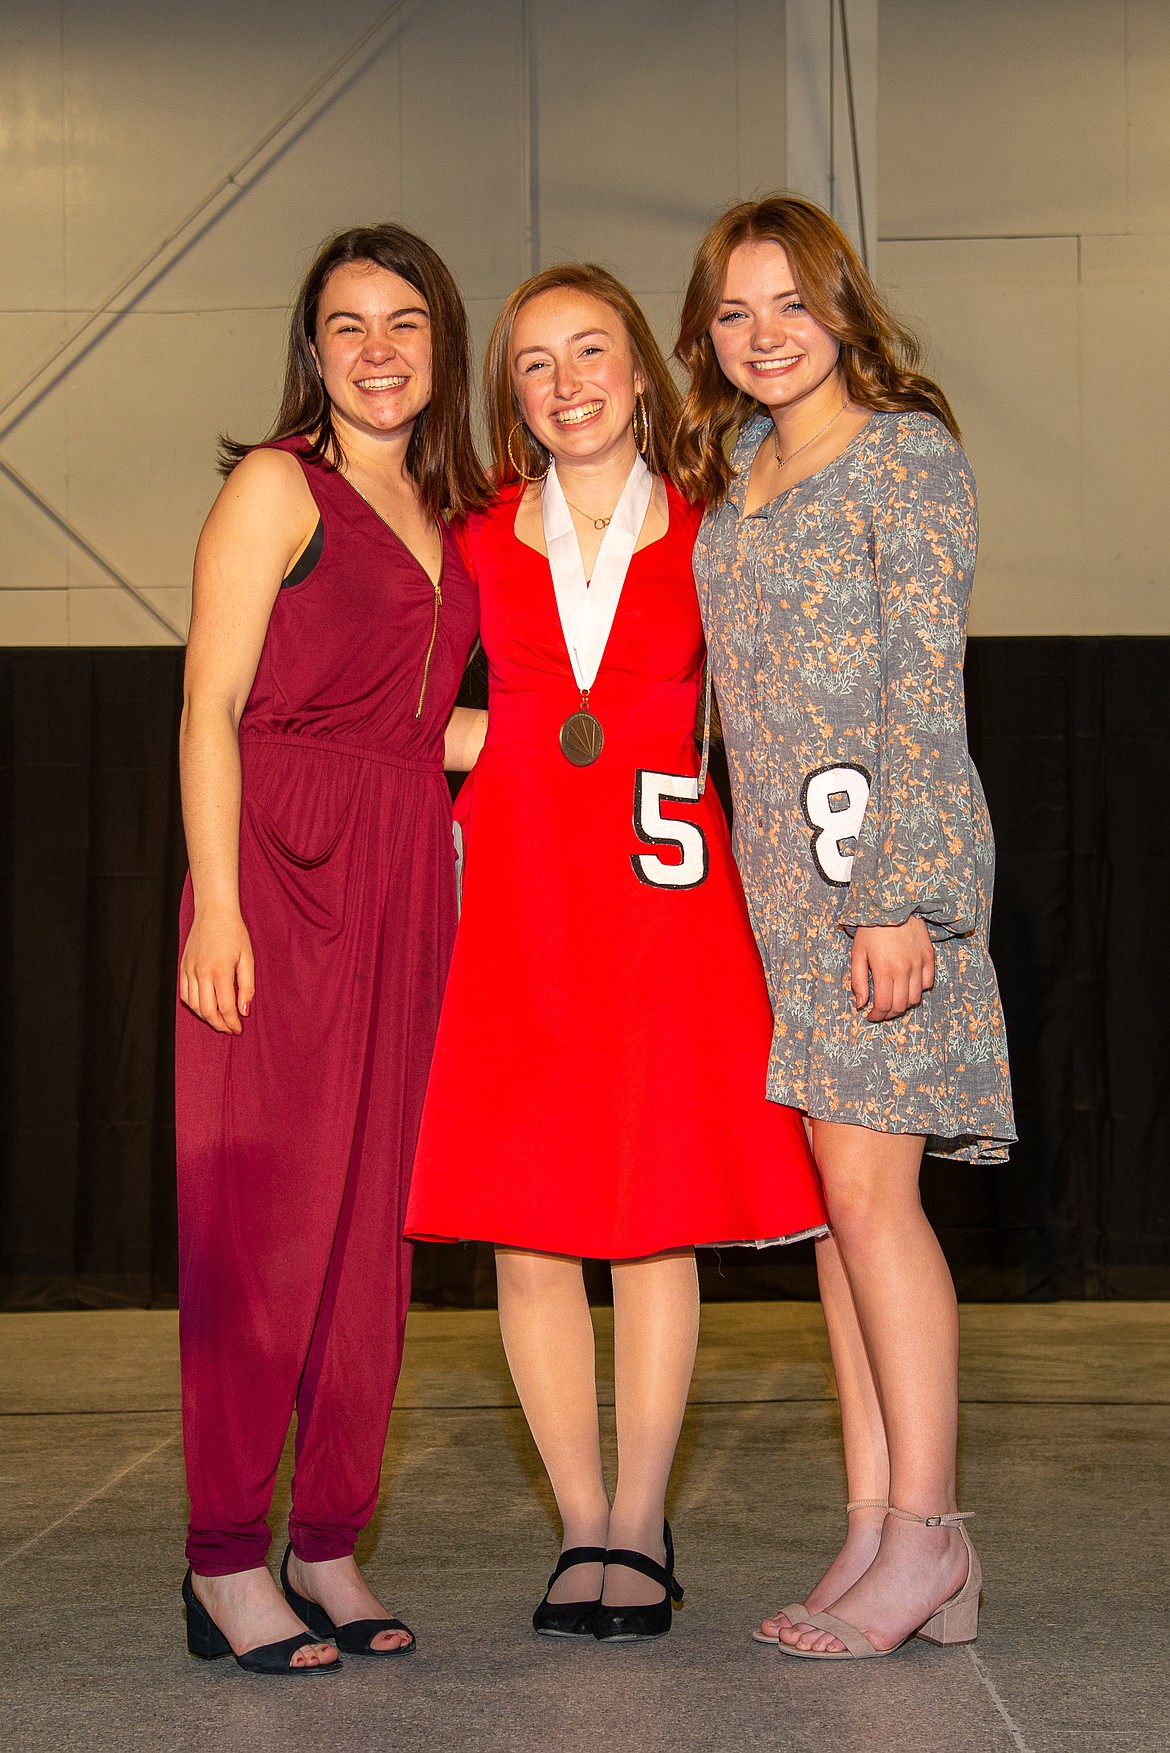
283;1085;415;1653
495;1248;610;1604
604;1249;700;1607
786;1120;968;1653
759;1231;888;1635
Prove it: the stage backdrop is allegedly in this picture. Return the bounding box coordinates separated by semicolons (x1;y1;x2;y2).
1;639;1166;1310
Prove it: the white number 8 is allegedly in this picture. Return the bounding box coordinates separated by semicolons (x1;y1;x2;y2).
801;762;872;886
631;770;709;890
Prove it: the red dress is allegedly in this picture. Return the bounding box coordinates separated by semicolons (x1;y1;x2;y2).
176;438;477;1574
405;484;826;1258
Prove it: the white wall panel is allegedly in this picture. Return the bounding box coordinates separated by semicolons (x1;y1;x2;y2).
734;0;788;200
0;589;69;646
58;312;288;604
1;0;1166;643
1125;0;1170;234
882;238;1082;637
880;0;1127;239
398;0;529;298
61;0;393;311
534;0;764;293
1079;232;1170;634
0;3;68;309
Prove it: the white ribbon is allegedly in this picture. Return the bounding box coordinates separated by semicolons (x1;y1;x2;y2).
542;453;654;695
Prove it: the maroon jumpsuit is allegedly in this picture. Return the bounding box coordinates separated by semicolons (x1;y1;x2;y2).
176;437;477;1576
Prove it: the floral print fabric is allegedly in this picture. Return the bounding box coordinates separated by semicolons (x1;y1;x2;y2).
694;410;1015;1162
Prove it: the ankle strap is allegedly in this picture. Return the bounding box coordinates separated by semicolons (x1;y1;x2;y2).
846;1498;889;1513
604;1547;684;1604
887;1506;974;1527
546;1545;606;1590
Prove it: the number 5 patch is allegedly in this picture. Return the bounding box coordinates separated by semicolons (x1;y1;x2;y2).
631;770;709;890
801;762;872;886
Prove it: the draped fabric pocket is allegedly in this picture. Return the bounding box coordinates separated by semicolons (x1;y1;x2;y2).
243;742;361;870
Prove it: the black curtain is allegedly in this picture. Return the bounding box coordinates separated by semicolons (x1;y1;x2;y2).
1;639;1167;1309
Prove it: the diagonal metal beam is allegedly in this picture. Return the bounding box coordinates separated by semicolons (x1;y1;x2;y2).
0;456;186;643
0;1;420;641
0;0;418;441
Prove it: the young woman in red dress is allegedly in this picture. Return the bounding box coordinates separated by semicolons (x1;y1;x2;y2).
405;266;827;1641
176;225;488;1674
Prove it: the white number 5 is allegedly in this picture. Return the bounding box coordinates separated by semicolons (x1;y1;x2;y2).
801;762;872;886
631;770;709;890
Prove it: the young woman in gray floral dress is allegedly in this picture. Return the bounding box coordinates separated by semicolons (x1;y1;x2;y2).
672;196;1015;1661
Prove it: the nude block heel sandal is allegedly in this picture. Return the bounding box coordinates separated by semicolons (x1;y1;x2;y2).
778;1508;980;1661
752;1499;888;1645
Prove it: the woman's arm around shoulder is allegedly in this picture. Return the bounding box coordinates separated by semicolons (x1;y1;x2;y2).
179;446;318;1034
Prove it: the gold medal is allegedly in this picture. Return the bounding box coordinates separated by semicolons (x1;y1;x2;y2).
560;692;604;766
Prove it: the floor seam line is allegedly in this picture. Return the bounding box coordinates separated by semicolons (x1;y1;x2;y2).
966;1644;1039;1753
0;1432;179;1568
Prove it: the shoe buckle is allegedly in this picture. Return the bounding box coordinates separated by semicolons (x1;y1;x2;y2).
924;1515;943;1527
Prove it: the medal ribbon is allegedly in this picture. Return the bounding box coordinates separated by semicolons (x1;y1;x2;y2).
542;452;654;694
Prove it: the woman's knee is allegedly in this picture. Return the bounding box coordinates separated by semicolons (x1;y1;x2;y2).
495;1247;583;1304
817;1160;922;1245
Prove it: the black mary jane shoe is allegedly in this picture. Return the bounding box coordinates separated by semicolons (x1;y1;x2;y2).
182;1568;342;1676
532;1545;608;1638
279;1543;415;1658
592;1521;684;1643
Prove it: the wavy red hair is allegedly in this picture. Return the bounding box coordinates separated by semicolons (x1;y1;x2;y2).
671;195;959;505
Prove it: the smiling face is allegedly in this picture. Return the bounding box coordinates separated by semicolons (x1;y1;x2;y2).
709;239;842;415
509;288;644;468
310;259;433;443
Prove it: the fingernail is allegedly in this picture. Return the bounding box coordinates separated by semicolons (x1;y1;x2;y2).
240;1002;249;1016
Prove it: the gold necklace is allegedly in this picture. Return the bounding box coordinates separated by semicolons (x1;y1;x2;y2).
773;399;850;470
560;492;614;531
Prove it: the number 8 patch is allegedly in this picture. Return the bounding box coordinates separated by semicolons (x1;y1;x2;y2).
801;762;872;886
631;770;709;890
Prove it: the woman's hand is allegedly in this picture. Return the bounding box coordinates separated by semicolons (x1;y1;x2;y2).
849;918;935;1022
180;902;256;1034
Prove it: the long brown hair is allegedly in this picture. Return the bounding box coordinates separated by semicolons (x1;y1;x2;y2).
218;223;490;518
484;264;680;486
671;195;959;505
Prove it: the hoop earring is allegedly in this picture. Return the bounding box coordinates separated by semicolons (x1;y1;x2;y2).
632;391;651;459
507;420;550;482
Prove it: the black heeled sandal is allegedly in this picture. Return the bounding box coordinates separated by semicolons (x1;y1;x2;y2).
592;1522;683;1642
532;1545;608;1638
279;1543;415;1657
182;1569;342;1676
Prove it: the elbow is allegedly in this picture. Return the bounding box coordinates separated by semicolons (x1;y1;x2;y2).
179;690;245;754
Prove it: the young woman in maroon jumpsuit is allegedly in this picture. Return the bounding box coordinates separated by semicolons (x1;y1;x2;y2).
175;225;487;1674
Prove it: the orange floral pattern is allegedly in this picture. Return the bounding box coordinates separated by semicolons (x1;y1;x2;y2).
695;411;1015;1161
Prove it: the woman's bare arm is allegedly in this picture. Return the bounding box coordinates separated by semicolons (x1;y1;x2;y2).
443;706;487;772
179;448;317;1033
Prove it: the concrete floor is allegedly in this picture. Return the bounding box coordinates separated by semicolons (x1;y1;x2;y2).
1;1302;1167;1753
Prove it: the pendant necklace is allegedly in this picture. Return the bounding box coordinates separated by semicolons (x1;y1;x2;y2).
773;398;849;470
561;494;613;530
542;454;654;767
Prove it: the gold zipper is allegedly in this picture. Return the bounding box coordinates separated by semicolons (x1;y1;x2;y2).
415;566;444;719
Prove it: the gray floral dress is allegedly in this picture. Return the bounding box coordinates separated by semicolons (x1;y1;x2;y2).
694;410;1015;1163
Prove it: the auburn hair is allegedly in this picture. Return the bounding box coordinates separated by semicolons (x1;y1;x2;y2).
218;223;490;518
671;195;959;505
484;264;680;486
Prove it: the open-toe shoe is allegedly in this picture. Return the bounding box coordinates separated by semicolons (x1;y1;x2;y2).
279;1544;414;1658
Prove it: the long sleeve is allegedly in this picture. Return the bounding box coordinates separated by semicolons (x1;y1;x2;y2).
840;425;984;940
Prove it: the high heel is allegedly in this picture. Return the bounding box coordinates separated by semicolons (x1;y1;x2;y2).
182;1569;342;1676
592;1521;683;1643
279;1544;415;1657
778;1508;981;1661
752;1498;888;1645
532;1545;607;1638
